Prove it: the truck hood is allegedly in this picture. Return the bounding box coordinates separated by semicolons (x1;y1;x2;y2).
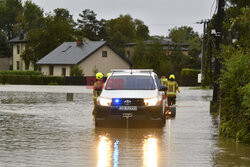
101;90;158;99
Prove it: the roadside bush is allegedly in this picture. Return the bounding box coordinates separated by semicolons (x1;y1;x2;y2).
180;68;200;86
70;65;84;76
219;51;250;143
48;82;58;85
0;75;65;85
0;70;41;75
41;76;65;85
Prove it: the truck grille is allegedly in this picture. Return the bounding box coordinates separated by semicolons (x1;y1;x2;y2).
111;98;145;106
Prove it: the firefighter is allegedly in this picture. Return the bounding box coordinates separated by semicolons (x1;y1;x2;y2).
161;77;168;86
160;76;167;86
167;74;180;106
93;72;104;115
106;72;111;78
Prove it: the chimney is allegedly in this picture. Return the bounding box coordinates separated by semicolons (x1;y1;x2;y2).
19;32;24;40
76;40;83;46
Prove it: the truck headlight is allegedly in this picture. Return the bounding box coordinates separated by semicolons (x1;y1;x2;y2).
144;97;159;106
97;97;112;106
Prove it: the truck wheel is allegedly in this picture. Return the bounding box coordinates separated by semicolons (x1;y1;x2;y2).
163;115;166;125
171;109;176;117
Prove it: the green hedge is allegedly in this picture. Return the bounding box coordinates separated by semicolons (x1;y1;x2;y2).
180;68;201;86
0;75;65;85
0;70;41;75
219;51;250;143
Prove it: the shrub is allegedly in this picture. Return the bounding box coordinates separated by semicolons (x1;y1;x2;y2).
181;68;201;76
70;65;84;76
0;75;65;85
219;51;250;143
48;82;58;85
180;68;201;86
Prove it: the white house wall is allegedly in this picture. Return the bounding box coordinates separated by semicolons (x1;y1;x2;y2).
78;45;130;76
41;65;71;76
53;65;71;76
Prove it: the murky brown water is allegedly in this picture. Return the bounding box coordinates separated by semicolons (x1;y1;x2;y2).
0;87;249;167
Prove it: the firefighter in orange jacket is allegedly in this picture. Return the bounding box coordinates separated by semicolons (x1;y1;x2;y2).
167;74;180;106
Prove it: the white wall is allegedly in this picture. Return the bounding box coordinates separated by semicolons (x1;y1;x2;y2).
41;65;71;76
78;45;130;76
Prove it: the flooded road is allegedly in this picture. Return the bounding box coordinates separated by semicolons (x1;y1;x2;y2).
0;86;249;167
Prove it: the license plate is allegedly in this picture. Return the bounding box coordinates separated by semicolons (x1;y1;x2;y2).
123;113;133;118
119;106;137;111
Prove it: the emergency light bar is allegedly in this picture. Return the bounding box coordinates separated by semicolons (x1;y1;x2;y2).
111;69;153;73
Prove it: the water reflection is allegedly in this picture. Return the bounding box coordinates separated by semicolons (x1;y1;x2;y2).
97;136;120;167
94;128;162;167
113;139;119;167
143;136;157;167
97;136;112;167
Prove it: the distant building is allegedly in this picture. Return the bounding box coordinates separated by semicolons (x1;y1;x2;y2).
0;55;11;70
124;38;189;59
37;40;132;76
9;33;34;71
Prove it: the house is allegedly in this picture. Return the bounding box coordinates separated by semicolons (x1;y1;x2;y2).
36;40;132;76
0;55;11;70
9;33;34;71
124;38;189;59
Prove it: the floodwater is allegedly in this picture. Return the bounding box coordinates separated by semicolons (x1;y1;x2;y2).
0;86;249;167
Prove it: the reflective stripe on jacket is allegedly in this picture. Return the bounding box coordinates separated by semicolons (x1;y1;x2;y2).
161;79;168;86
167;81;178;97
93;81;103;99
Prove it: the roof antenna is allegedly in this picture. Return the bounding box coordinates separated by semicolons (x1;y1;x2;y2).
130;66;132;74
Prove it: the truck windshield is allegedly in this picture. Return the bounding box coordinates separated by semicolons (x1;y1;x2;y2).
105;75;155;90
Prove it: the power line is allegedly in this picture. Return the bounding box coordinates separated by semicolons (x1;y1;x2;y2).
210;0;217;17
148;22;198;26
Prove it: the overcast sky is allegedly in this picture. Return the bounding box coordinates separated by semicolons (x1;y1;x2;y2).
31;0;216;36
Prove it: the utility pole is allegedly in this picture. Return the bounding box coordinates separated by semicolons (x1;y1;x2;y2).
197;19;209;83
211;0;225;111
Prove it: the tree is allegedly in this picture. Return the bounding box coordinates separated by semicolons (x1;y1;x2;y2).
0;0;23;39
131;39;166;75
131;40;152;69
70;65;84;76
134;19;150;40
0;31;11;55
169;47;189;73
169;26;201;57
168;26;201;75
14;0;44;33
227;0;250;7
105;15;149;52
22;8;75;69
54;8;75;25
77;9;106;40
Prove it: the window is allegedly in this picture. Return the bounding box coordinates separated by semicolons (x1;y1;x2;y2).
105;75;156;90
17;45;20;54
16;61;20;70
127;51;130;59
49;65;54;75
102;51;107;57
154;75;162;89
25;62;30;70
62;68;66;76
